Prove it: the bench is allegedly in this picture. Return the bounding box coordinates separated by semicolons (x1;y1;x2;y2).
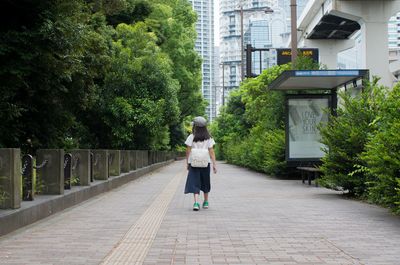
297;166;321;187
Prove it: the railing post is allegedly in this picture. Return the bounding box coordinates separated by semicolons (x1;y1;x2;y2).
64;153;72;190
92;150;108;180
120;150;130;173
0;148;21;209
129;150;137;171
108;150;120;177
136;150;142;169
148;150;153;165
143;150;148;167
142;151;146;167
36;149;64;195
22;154;34;201
71;150;90;186
90;152;94;182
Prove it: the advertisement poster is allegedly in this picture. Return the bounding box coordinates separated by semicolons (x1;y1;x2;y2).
288;97;329;159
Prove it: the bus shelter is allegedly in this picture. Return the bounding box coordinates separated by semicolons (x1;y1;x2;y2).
268;69;369;167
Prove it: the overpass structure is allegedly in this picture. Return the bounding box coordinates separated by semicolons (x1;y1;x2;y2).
296;0;400;88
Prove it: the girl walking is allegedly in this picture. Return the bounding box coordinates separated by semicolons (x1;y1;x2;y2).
184;116;217;211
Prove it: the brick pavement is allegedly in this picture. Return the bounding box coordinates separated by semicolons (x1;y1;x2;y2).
0;161;399;265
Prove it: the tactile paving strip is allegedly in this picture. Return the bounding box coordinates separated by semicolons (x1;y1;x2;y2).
100;171;184;265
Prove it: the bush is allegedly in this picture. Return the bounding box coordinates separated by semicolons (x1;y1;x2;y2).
219;127;286;176
261;129;286;176
361;84;400;213
319;79;386;196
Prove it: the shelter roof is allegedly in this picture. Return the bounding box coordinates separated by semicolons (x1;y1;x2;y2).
268;69;369;91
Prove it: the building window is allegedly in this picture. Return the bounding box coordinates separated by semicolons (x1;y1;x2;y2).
229;15;235;25
230;65;236;75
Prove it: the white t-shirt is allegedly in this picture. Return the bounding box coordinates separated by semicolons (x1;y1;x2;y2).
185;134;215;163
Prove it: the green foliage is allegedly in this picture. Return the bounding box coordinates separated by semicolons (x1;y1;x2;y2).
320;81;400;213
261;129;287;175
219;127;286;176
361;84;400;212
147;0;205;121
97;22;180;149
292;55;324;71
129;0;200;148
1;0;95;149
319;79;386;196
241;64;289;130
211;63;290;175
0;0;201;152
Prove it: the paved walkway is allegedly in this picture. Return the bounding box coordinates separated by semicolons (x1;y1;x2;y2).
0;161;399;265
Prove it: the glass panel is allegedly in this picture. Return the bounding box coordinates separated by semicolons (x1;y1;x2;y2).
288;98;329;159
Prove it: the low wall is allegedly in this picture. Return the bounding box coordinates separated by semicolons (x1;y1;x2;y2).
0;160;173;237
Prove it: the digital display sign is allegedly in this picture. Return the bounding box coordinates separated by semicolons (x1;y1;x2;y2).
294;70;360;77
277;48;319;65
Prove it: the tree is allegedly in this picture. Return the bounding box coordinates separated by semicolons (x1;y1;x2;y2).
145;0;205;147
0;0;107;151
97;22;180;149
0;0;202;152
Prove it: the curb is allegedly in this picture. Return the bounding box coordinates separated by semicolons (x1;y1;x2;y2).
0;160;174;237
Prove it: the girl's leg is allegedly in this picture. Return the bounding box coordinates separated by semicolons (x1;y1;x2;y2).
194;193;200;203
193;193;200;211
202;192;209;209
204;192;209;202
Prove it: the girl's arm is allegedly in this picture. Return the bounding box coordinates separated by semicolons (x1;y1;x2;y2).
208;147;217;174
186;146;191;170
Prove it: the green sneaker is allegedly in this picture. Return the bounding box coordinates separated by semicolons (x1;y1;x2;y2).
202;201;209;209
193;202;200;211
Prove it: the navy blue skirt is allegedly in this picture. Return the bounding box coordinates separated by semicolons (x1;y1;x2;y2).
184;164;211;194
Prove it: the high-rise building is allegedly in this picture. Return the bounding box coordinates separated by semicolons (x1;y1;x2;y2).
220;0;275;101
213;46;221;116
388;12;400;48
189;0;216;122
219;0;310;105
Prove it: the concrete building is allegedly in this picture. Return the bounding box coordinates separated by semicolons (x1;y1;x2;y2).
297;0;400;88
189;0;216;121
338;11;400;80
213;46;220;117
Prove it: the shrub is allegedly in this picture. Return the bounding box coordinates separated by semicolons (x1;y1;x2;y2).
261;129;286;176
361;84;400;212
319;79;386;196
